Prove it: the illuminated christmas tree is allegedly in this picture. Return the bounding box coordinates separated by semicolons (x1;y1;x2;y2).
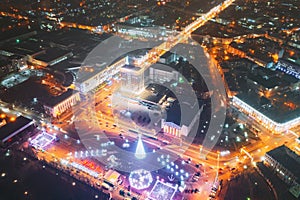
135;134;146;159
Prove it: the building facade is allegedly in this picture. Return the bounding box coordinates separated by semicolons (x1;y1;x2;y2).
161;104;202;137
232;96;300;132
264;145;300;198
149;66;179;84
76;57;127;94
43;89;81;118
120;65;145;94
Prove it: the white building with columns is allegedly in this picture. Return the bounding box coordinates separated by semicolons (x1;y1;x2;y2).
43;89;80;118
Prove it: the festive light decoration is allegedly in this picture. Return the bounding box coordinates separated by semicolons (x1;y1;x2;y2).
148;180;178;200
129;169;153;190
30;132;56;149
135;134;146;159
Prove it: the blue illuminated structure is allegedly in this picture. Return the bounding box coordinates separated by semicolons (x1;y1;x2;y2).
275;60;300;79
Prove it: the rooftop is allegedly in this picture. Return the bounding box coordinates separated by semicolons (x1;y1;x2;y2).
236;92;300;124
121;64;142;71
43;89;78;107
76;63;108;83
0;116;33;142
141;83;172;104
266;145;300;181
247;71;282;89
33;48;72;64
1;38;45;56
166;99;203;127
35;29;109;51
